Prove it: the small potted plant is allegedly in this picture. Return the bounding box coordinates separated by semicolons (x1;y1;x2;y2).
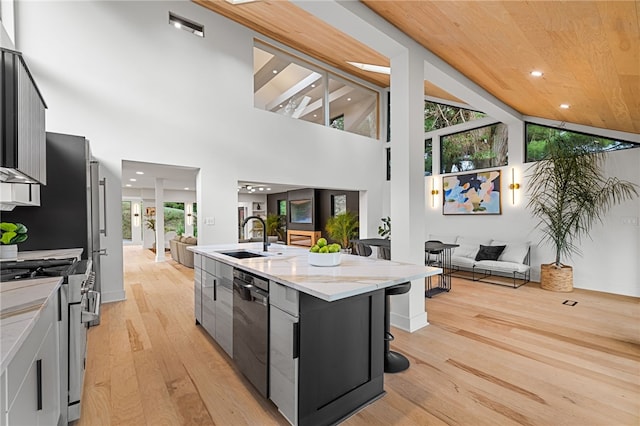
0;222;28;260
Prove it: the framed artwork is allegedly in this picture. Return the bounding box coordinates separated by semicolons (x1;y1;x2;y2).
443;170;502;215
145;207;156;217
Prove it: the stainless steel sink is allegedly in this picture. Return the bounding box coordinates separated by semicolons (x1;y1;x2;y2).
218;250;266;259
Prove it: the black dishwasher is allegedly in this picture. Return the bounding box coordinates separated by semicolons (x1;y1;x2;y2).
233;268;269;397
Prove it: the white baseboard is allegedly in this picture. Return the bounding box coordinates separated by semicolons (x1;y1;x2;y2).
390;311;429;333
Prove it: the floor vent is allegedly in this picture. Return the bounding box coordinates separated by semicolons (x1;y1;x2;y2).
562;300;578;306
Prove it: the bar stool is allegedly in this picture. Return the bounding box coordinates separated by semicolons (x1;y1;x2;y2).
384;282;411;373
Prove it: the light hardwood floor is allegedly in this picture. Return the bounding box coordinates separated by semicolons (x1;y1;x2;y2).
78;246;640;425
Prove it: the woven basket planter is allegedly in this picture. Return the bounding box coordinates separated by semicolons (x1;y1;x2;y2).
540;263;573;292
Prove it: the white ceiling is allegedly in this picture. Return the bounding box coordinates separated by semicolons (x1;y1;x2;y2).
121;160;199;192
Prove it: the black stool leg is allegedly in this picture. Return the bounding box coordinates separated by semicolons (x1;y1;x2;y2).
384;294;410;373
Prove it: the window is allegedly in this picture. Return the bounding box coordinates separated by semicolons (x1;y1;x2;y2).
278;200;287;216
328;77;377;138
425;101;486;132
164;202;185;235
254;42;379;138
386;147;390;181
525;123;638;162
441;123;508;174
424;138;433;176
122;201;131;240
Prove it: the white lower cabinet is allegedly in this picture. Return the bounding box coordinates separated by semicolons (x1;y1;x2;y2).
269;281;299;425
4;290;60;426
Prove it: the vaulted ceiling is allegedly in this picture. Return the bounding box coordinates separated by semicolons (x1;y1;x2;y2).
194;0;639;135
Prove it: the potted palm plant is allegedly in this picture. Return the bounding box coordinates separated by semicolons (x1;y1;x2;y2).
266;214;285;242
0;222;28;260
527;140;638;291
325;211;359;251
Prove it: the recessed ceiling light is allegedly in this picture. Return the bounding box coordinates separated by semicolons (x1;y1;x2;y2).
258;187;264;191
347;98;352;101
246;185;252;190
136;171;144;175
129;178;136;182
125;184;132;187
311;84;316;88
184;187;189;190
347;61;391;75
272;70;278;74
313;114;317;118
560;104;570;109
530;70;543;77
169;12;204;38
266;188;271;191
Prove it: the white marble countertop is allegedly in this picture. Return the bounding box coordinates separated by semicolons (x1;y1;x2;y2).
189;243;442;301
0;277;62;372
0;248;83;371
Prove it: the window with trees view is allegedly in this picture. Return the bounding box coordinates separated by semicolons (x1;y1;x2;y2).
164;202;185;235
525;123;638;162
122;201;131;240
440;123;508;174
424;101;486;132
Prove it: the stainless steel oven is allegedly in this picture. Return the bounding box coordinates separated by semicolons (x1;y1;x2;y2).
233;268;269;397
64;259;99;422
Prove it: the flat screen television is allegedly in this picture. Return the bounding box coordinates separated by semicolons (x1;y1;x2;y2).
290;199;313;224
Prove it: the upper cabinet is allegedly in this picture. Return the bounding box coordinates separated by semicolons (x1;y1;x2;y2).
1;48;47;185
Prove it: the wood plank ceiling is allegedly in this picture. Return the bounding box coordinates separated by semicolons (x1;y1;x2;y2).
194;0;640;135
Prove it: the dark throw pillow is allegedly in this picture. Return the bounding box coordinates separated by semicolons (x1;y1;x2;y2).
475;244;506;261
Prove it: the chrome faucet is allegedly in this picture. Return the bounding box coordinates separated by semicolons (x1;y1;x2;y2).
243;215;268;252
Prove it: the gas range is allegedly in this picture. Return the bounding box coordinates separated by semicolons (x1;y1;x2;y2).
0;258;79;282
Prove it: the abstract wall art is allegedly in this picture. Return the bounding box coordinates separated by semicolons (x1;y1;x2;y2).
443;170;502;215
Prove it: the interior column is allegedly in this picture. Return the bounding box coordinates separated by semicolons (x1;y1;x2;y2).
155;178;165;262
389;48;428;332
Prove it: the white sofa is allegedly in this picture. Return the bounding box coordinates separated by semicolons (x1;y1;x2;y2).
428;234;531;288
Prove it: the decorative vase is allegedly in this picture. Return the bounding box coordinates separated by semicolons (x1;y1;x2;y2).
0;244;18;260
540;263;573;292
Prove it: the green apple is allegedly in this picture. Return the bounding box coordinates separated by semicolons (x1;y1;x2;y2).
317;238;327;247
328;244;340;253
310;245;320;253
319;245;329;253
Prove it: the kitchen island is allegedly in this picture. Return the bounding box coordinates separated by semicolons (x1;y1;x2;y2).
189;243;440;426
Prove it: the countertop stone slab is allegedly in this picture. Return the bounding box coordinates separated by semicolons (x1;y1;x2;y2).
1;248;83;371
189;243;441;301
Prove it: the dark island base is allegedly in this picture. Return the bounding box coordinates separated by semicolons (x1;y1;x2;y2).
298;289;385;426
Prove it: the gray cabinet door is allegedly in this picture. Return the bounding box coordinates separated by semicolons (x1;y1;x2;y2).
202;271;216;337
194;262;202;324
214;261;234;357
269;306;298;425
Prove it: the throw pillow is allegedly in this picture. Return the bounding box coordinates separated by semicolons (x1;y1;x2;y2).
475;244;506;261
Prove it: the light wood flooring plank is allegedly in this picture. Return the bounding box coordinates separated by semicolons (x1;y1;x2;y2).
78;246;640;425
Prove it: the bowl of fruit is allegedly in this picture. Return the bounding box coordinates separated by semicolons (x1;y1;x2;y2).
308;238;342;267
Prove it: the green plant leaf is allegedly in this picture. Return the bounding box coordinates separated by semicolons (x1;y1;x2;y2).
1;231;16;244
0;222;17;232
14;223;27;234
13;234;28;244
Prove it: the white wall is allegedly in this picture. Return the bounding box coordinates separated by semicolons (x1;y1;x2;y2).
15;1;384;302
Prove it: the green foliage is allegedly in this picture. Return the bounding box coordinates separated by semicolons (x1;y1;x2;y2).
440;123;507;173
325;211;359;249
527;141;639;267
122;201;132;240
525;123;636;162
0;222;28;245
424;101;486;132
377;216;390;239
266;214;286;241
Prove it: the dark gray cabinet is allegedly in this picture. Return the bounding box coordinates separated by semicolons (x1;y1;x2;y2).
1;48;47;184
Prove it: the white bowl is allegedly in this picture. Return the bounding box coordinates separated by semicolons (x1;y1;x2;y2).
308;251;341;267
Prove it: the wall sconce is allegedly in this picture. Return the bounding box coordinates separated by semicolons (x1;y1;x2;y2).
431;178;439;208
133;203;141;227
508;168;521;205
186;204;193;226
